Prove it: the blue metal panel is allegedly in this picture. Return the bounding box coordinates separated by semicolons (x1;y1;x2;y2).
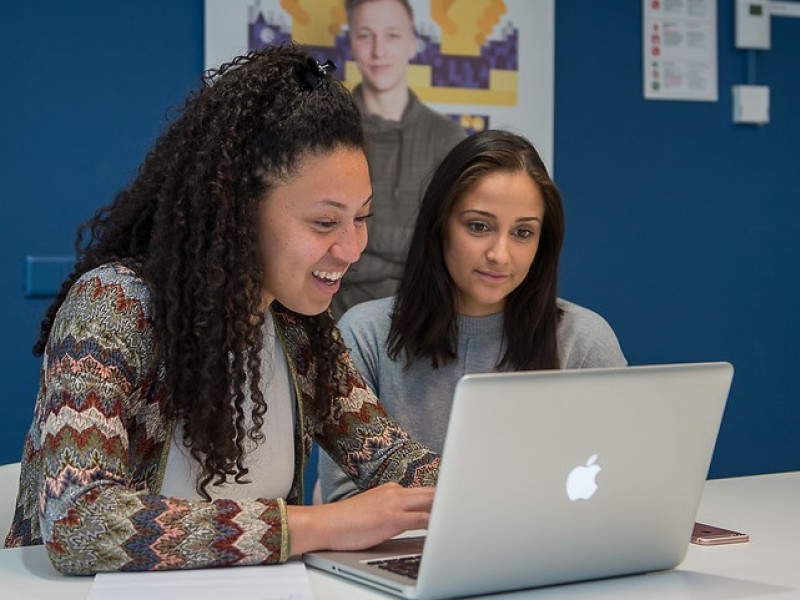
24;256;75;298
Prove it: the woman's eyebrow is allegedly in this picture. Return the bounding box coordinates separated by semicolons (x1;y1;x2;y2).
460;209;496;218
316;196;373;210
460;209;541;223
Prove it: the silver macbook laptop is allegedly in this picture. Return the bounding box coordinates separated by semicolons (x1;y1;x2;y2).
304;362;734;600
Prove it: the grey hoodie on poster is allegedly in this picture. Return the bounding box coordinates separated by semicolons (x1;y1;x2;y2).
330;85;466;318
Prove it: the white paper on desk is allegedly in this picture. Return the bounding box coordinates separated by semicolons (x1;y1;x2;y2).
86;560;313;600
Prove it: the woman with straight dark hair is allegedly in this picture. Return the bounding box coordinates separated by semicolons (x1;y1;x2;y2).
319;129;626;502
5;43;438;575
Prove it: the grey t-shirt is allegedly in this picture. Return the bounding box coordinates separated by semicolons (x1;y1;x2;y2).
318;296;627;502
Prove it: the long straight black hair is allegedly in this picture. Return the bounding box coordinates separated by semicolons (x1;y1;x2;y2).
388;130;565;370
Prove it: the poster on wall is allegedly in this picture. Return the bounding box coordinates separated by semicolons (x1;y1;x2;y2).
643;0;718;101
204;0;555;172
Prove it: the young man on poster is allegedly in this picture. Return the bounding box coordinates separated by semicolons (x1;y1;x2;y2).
330;0;466;317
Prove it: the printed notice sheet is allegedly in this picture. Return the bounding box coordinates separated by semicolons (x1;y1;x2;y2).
643;0;718;101
86;560;313;600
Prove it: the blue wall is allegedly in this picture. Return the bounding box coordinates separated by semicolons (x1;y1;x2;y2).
555;3;800;478
0;0;203;466
1;2;798;487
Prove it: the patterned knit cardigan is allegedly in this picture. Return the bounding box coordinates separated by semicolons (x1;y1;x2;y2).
4;263;439;574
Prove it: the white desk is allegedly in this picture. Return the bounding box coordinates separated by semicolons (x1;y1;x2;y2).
2;471;798;599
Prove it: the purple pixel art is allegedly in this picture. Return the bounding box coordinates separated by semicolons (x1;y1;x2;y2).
248;5;349;81
248;9;292;52
247;3;518;92
449;113;491;135
414;24;518;90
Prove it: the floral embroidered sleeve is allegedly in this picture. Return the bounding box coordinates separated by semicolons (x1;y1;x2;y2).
11;266;289;574
311;325;440;491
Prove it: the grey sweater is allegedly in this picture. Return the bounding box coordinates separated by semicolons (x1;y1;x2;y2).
330;87;466;318
318;296;627;502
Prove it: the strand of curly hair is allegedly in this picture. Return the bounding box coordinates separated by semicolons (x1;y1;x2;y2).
33;44;365;499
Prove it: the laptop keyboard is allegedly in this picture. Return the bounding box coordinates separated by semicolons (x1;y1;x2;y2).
367;554;422;580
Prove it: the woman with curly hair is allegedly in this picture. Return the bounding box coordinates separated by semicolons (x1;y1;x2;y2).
319;130;626;502
4;43;438;575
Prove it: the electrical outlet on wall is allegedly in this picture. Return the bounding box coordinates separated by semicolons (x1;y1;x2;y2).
736;0;771;49
733;85;770;124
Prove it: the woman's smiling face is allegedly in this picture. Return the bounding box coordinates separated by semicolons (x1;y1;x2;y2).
258;147;373;315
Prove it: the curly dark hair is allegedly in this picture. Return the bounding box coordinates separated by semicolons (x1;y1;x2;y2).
388;130;565;370
33;43;366;499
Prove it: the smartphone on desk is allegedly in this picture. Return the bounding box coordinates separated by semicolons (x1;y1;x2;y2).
691;522;750;545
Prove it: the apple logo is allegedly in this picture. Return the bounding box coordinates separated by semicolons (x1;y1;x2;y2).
566;454;601;501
